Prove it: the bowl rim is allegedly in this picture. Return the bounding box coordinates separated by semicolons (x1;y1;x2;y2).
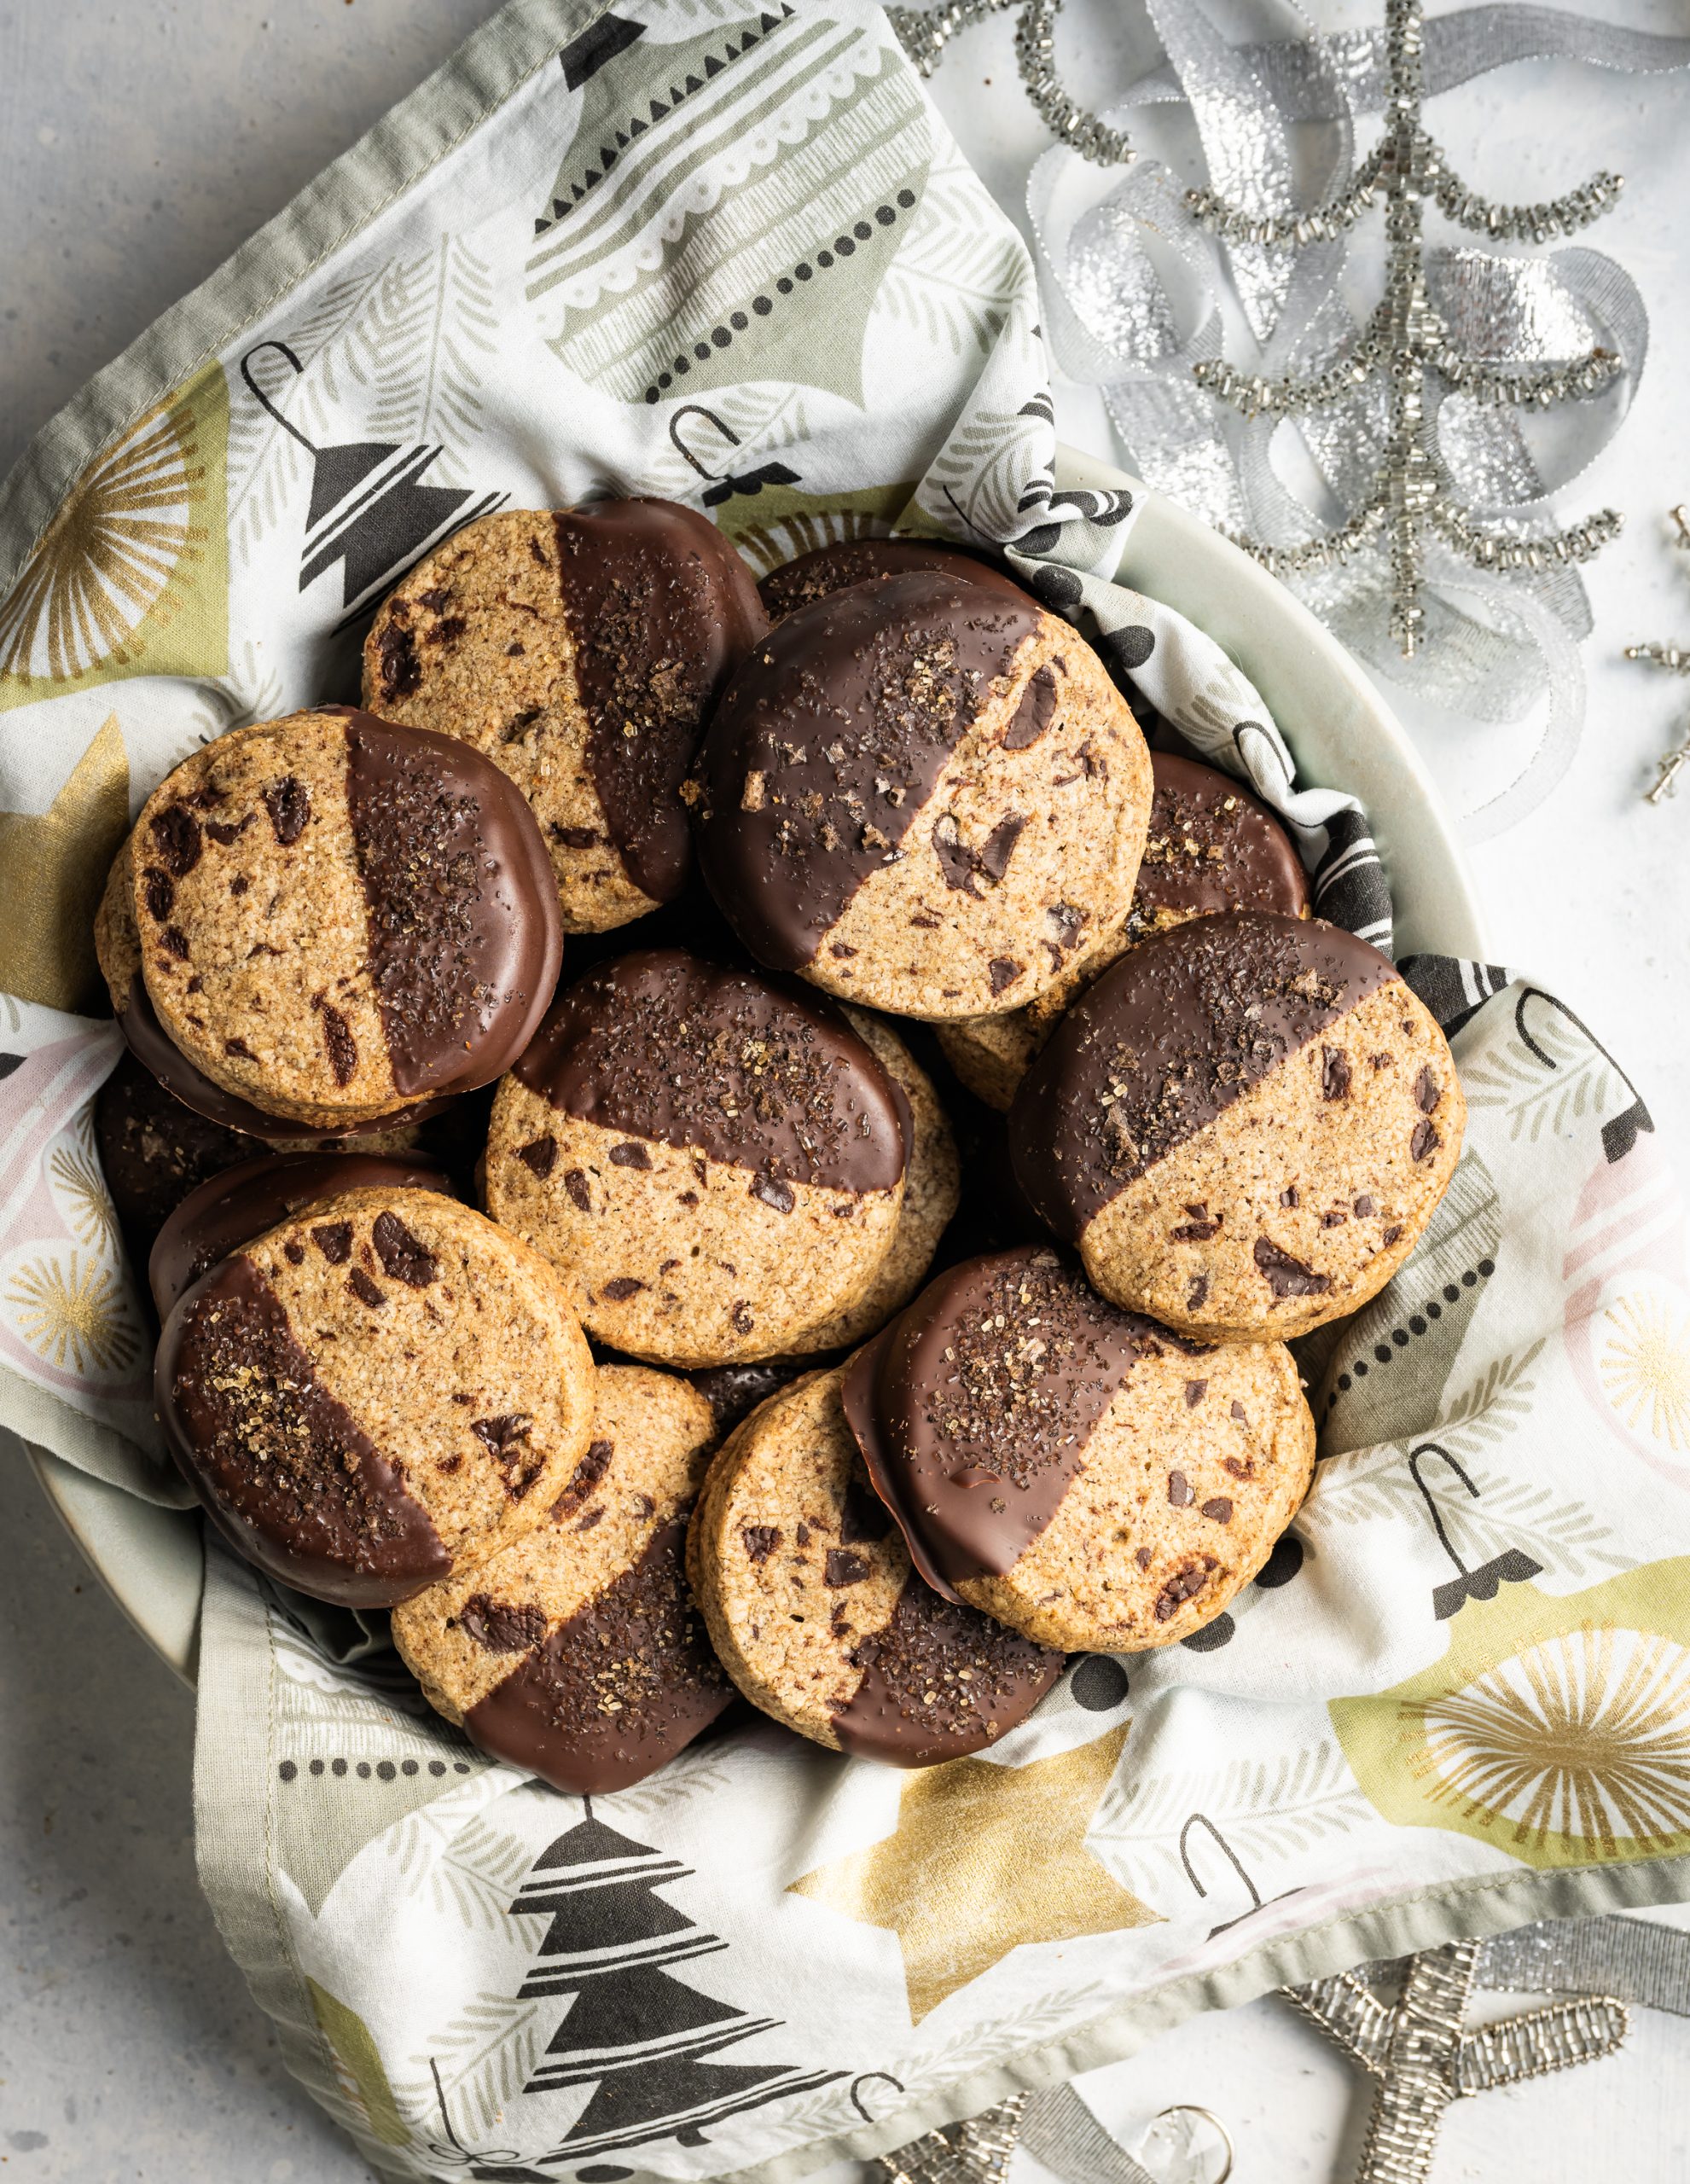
28;456;1490;1686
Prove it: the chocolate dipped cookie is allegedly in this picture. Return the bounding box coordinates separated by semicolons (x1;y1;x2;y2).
938;751;1310;1110
784;1004;960;1354
688;1366;1064;1762
843;1246;1315;1650
364;503;766;930
690;570;1153;1019
148;1149;456;1318
157;1188;595;1606
393;1364;730;1792
1010;912;1465;1339
96;708;561;1133
758;537;1037;620
484;950;908;1367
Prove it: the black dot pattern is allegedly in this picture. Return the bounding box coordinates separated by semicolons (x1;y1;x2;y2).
642;189;920;402
1324;1257;1498;1415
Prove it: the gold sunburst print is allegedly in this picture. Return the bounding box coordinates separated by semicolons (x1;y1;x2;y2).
1600;1292;1690;1452
5;1252;139;1377
0;362;234;700
1414;1625;1690;1856
48;1128;121;1256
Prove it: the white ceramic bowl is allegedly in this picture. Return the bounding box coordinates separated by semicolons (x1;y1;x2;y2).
27;451;1489;1684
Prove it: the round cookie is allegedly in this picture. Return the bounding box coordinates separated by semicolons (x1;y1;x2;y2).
785;1005;960;1354
938;751;1311;1110
690;570;1153;1019
688;1367;1064;1762
108;707;561;1132
1009;912;1466;1340
842;1246;1315;1650
758;537;1037;620
484;950;908;1368
393;1365;730;1793
363;503;766;931
156;1188;595;1606
148;1150;456;1318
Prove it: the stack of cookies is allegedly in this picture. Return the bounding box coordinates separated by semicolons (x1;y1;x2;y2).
101;502;1464;1792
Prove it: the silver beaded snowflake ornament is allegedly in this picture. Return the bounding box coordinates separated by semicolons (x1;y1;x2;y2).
1187;0;1623;654
1285;1938;1628;2184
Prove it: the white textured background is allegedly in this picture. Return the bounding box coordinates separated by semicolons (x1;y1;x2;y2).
3;2;1688;2177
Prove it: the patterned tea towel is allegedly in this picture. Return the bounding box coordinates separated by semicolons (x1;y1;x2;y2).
1;4;1687;2181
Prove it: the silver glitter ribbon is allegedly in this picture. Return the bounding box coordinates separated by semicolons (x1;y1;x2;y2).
1014;2;1689;837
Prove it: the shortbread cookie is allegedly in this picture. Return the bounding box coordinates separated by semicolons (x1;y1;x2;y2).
843;1247;1315;1650
691;570;1153;1018
938;751;1310;1109
1010;913;1465;1340
364;503;766;930
103;708;561;1131
393;1365;730;1792
688;1367;1064;1763
156;1189;595;1606
485;950;908;1367
786;1006;959;1353
759;537;1037;620
148;1150;456;1317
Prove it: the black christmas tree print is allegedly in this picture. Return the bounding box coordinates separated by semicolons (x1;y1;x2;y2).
239;341;507;626
510;1804;839;2169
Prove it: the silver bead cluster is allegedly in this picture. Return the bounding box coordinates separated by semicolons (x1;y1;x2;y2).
1624;506;1690;804
887;0;1135;166
1187;0;1624;654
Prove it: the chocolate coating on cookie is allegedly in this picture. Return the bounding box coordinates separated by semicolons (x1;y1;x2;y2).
157;1253;450;1605
149;1151;456;1317
1011;912;1398;1235
1133;753;1310;924
758;539;1037;622
95;1052;258;1257
464;1520;729;1791
830;1577;1062;1764
552;502;768;900
337;710;562;1096
513;949;907;1193
843;1247;1195;1599
688;1356;814;1434
694;571;1045;972
365;502;765;924
394;1364;729;1792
